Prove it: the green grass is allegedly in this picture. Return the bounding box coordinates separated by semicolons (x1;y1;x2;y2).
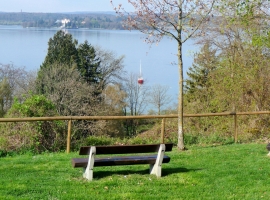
0;144;270;199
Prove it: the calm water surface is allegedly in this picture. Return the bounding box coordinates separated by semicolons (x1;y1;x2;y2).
0;25;197;100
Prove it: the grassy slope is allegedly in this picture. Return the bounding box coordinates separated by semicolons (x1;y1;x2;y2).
0;144;269;199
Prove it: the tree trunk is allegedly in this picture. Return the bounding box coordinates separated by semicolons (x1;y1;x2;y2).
177;40;185;150
177;2;185;150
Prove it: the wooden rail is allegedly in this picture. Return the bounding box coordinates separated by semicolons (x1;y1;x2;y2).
1;111;270;153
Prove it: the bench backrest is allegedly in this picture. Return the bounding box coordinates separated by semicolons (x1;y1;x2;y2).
79;143;173;155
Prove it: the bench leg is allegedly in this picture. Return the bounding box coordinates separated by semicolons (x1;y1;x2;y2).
83;146;96;181
150;164;162;177
150;144;165;177
83;168;93;180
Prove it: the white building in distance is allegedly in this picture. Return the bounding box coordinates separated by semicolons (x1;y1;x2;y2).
55;19;70;28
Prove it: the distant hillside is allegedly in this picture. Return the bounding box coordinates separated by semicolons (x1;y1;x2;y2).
59;11;117;15
0;12;123;29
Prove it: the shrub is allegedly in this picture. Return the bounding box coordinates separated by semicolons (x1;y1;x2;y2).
0;95;65;153
84;135;115;146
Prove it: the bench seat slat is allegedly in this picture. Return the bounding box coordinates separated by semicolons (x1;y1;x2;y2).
79;143;173;155
72;154;171;168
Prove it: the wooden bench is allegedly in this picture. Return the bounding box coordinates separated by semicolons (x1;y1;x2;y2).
71;143;173;181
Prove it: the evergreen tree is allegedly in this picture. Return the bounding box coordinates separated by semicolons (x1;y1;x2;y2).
185;43;218;100
77;41;101;85
36;30;78;94
41;30;78;68
36;31;102;95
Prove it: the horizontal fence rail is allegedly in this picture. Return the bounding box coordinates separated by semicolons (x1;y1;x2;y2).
2;111;270;122
1;111;270;153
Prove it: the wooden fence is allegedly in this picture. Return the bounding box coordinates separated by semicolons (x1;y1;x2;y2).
1;111;270;153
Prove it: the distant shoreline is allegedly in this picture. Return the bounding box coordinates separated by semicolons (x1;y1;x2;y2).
0;12;124;30
0;24;119;31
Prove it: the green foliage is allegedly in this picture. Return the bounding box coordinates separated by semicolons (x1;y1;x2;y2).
183;134;199;145
77;41;101;85
0;150;7;158
184;5;270;141
42;30;78;68
185;43;218;98
252;31;270;48
0;78;12;117
83;135;115;146
0;95;65;153
8;95;56;117
36;31;102;97
36;31;78;94
136;123;155;134
127;136;158;145
33;31;128;148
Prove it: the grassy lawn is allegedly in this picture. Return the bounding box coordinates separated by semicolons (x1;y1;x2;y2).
0;143;269;199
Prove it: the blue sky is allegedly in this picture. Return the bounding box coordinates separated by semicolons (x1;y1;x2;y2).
0;0;133;13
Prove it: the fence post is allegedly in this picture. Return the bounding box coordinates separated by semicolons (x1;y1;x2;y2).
67;119;72;153
234;114;238;143
161;118;165;143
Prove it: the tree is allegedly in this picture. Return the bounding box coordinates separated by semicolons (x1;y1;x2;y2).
39;63;106;138
95;46;126;91
182;0;270;140
41;30;78;67
123;73;149;136
0;64;29;94
100;84;127;137
13;70;37;102
124;73;149;116
39;63;98;117
37;31;103;96
184;43;219;113
103;84;127;114
111;0;216;150
148;84;172;115
36;30;78;94
185;43;217;93
0;78;12;117
195;0;270;112
77;41;101;86
36;30;128;131
0;63;34;113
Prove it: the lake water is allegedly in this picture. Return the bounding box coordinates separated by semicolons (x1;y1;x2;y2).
0;25;198;101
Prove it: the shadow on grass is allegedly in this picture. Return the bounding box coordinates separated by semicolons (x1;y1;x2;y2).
92;166;203;179
162;167;203;176
94;168;149;178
